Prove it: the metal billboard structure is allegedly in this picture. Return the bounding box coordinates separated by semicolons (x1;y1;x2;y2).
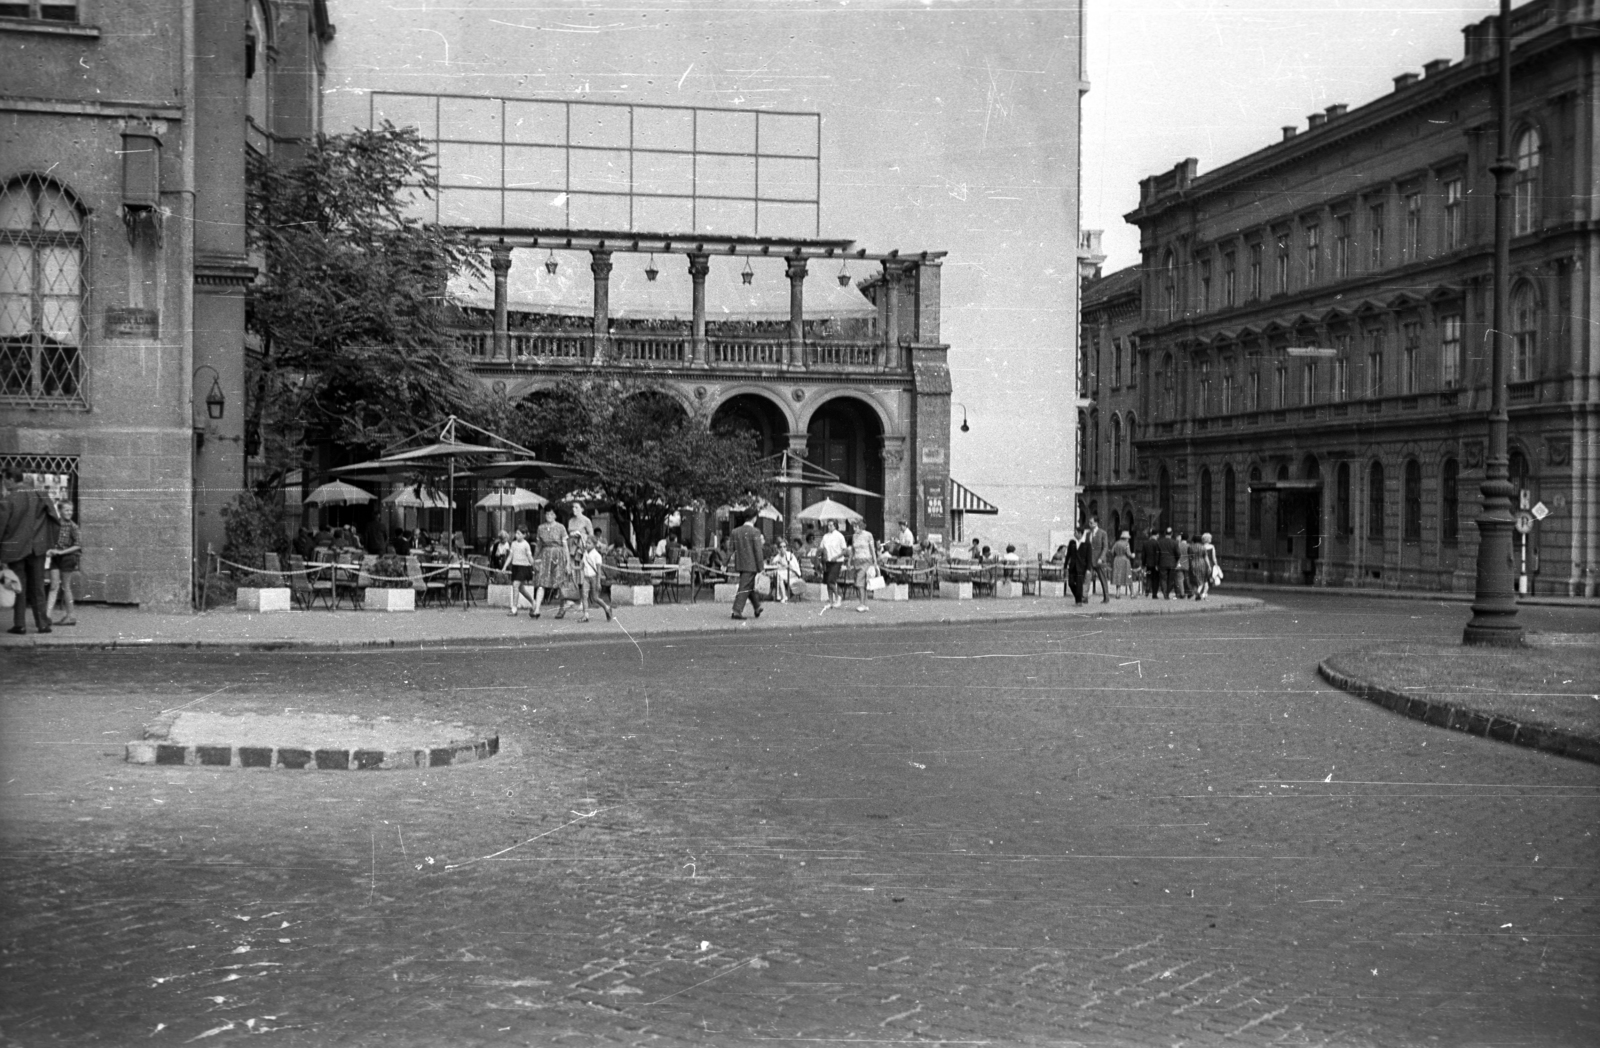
368;92;822;238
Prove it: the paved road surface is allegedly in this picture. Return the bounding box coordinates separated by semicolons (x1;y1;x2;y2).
2;594;1596;1046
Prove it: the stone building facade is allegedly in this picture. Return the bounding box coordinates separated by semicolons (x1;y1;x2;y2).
1105;0;1597;595
0;0;330;608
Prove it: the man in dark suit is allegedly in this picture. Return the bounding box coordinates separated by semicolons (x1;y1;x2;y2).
1139;528;1161;598
1;467;61;635
1067;529;1093;604
1157;526;1180;599
1086;517;1110;604
729;508;766;621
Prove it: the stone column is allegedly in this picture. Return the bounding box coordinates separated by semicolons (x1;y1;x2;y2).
787;257;808;369
787;433;811;541
688;251;710;367
590;248;612;363
881;261;901;369
880;435;909;538
490;242;512;361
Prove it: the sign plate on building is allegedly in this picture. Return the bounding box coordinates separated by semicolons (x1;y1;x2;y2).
1514;511;1534;534
1531;501;1549;521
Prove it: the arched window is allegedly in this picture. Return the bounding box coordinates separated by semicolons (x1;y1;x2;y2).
1125;412;1138;478
1441;457;1459;545
1403;459;1422;541
0;177;85;406
1223;465;1237;537
1110;415;1122;478
1275;464;1291;539
1090;411;1100;480
1160;353;1174;419
1199;467;1213;535
1368;461;1386;540
1076;410;1086;485
1248;466;1262;537
1336;461;1351;536
1512;284;1537;381
1110;509;1120;538
1513;127;1540;236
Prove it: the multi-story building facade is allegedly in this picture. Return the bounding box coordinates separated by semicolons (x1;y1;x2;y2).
1110;0;1597;595
0;0;329;608
1078;264;1142;539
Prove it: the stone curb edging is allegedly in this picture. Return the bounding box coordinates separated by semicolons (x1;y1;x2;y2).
1;598;1264;655
124;735;499;770
1316;660;1600;765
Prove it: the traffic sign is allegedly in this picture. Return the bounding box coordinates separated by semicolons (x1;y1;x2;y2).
1514;511;1534;534
1531;501;1550;521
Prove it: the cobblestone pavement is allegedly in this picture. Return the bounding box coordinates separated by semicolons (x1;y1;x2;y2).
2;595;1596;1046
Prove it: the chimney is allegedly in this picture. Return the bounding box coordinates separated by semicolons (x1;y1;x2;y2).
1325;104;1348;119
1308;112;1327;129
1282;126;1298;142
1394;72;1420;91
1423;58;1451;76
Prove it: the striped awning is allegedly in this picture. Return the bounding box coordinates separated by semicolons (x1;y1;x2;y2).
949;477;999;515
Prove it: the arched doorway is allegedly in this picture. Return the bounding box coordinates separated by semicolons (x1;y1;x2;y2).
711;393;788;460
1158;463;1172;529
1300;454;1321;583
806;396;885;539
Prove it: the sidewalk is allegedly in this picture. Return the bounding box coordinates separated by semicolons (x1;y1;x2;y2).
1225;580;1600;609
0;591;1264;653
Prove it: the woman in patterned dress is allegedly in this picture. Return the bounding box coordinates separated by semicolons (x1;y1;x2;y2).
530;507;575;618
1110;530;1133;598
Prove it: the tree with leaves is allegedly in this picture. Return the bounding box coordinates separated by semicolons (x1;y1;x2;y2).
508;373;771;553
244;123;496;494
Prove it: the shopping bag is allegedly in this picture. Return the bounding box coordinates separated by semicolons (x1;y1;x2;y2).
1211;563;1224;586
865;574;886;592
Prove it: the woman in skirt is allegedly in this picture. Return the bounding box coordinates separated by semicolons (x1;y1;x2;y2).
1110;529;1133;598
530;507;577;618
501;528;534;615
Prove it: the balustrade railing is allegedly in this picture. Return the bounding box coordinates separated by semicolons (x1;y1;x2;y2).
710;337;786;366
613;332;688;364
810;339;879;368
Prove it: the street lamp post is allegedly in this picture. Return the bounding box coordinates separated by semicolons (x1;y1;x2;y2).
1463;0;1523;647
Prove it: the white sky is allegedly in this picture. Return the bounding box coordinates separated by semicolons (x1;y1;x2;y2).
1083;0;1503;273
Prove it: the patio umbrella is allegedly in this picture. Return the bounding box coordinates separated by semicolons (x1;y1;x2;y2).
797;498;863;523
758;449;840;488
384;485;455;510
304;480;375;506
466;458;592;483
475;487;547;510
819;480;882;499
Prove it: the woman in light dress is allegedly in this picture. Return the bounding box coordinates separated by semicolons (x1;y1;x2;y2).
849;524;879;613
530;507;577;618
1110;530;1133;598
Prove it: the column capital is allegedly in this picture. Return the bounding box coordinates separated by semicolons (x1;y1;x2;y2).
786;433;811;455
786;256;809;280
687;251;711;279
489;242;513;272
590;248;613;278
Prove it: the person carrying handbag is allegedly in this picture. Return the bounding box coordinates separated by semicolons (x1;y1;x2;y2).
1194;532;1220;600
849;523;880;613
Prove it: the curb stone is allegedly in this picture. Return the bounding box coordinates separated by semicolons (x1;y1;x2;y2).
1316;660;1600;765
125;713;500;770
0;597;1265;655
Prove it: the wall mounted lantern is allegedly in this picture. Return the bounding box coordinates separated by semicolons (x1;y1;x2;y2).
645;253;659;282
954;402;970;433
544;249;558;275
740;258;754;285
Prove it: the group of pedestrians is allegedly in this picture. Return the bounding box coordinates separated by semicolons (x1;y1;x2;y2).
495;501;612;623
1;468;81;635
1136;525;1219;600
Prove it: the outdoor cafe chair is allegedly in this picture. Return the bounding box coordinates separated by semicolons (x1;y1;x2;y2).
690;563;730;603
406;554;444;608
286;554;331;610
466;561;491;603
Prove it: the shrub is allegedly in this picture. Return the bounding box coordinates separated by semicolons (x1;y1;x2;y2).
220;491;288;587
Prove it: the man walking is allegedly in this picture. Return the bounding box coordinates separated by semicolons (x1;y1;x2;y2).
1139;527;1161;598
1157;526;1180;599
729;508;765;621
1086;516;1110;604
0;467;60;635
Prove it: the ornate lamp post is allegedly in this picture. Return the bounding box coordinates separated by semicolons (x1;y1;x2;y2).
1464;0;1522;647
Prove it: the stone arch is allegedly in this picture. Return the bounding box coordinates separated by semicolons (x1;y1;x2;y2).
803;393;887;539
711;390;791;460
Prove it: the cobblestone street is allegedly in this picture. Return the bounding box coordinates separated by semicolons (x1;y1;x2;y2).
2;595;1596;1046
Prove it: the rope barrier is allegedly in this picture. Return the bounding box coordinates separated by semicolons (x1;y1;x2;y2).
214;556;460;584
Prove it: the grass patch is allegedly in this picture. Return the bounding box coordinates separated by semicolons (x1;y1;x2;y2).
1325;641;1600;739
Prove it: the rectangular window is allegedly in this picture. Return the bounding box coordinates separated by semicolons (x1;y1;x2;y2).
1274;233;1290;294
1302;361;1319;405
1222;365;1234;413
1249;243;1263;299
1304;224;1320;284
1404;192;1422;261
1440;314;1462;388
1274;364;1287;408
1368;204;1385;270
1247;370;1261;411
1199;259;1212;313
1402;321;1421;393
1333;214;1350;278
0;2;78;21
1223;252;1236;306
1443;178;1463;252
1198;360;1211;415
1366;333;1385;398
1112;338;1123;388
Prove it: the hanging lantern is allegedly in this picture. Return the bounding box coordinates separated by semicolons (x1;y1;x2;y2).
740;258;754;285
645;253;659;282
544;249;558;275
837;262;852;287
